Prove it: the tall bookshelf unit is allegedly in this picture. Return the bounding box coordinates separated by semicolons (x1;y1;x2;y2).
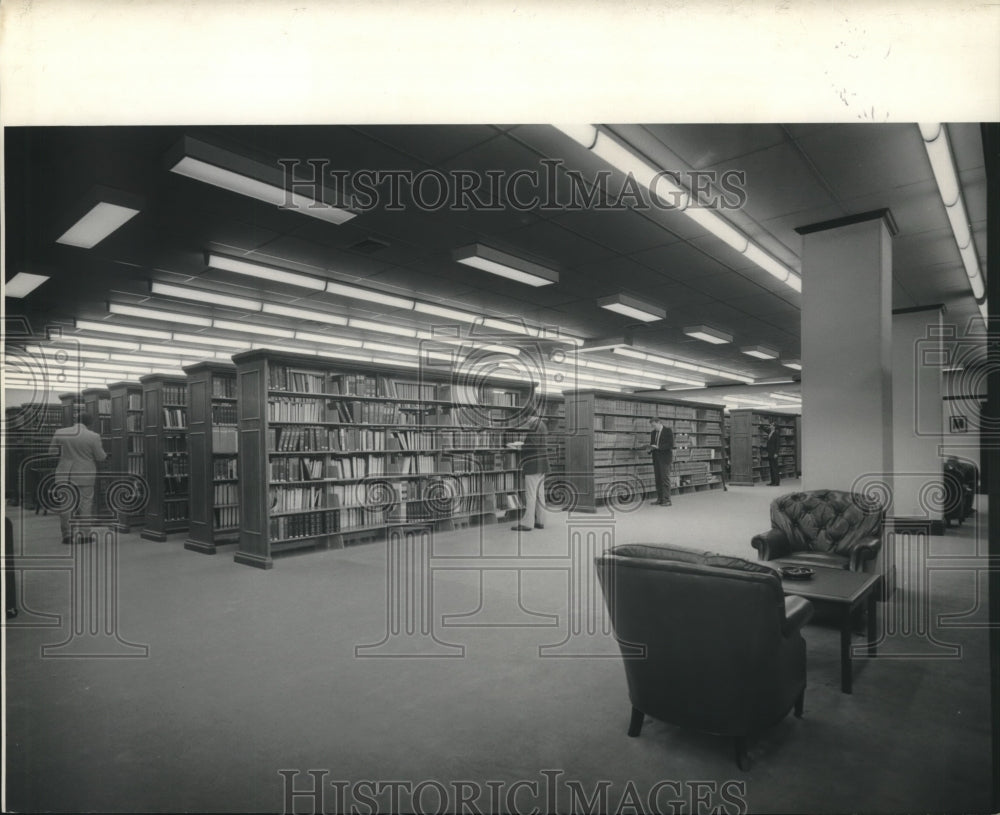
81;388;112;516
563;390;725;512
139;374;189;541
58;392;82;427
108;381;145;531
4;403;63;508
727;409;800;486
183;362;240;554
541;394;566;505
232;350;532;569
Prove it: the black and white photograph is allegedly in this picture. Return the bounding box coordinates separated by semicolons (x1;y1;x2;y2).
2;2;998;813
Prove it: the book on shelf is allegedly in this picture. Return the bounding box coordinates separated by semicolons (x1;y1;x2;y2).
163;407;187;428
212;377;237;398
212;425;238;453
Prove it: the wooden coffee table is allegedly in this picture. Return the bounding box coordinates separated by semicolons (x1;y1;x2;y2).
771;560;882;694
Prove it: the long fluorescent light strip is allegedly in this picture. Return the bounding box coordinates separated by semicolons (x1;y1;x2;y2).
295;331;364;348
683;325;733;345
172;333;252;349
151;282;262;312
109;303;212;327
555;126;801;291
206;253;326;291
56;202;140;249
326;281;414;310
262;303;348;325
212;319;295;339
454;245;559;287
919;123;986;309
76;320;171;341
414;302;479;323
348;318;417;338
171;155;355;225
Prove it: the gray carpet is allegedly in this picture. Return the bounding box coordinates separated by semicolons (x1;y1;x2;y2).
4;481;993;813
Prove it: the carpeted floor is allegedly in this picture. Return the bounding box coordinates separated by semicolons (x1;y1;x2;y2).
3;481;993;814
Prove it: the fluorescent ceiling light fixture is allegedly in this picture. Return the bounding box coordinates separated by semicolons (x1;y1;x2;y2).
610;347;648;361
168;137;355;225
5;273;50;298
65;337;140;351
579;336;631;353
363;341;419;357
325;281;414;310
683;325;733;345
569;127;804;293
211;319;295;339
598;293;665;323
56;201;140;249
295;331;364;348
347;318;417;338
250;342;317;357
781;359;802;370
740;345;780;360
110;353;200;366
453;244;559;287
683;206;748;253
555;124;599;149
76;319;171;341
413;302;480;323
919;123;986;310
139;344;230;359
261;303;348;325
151;282;262;312
770;392;802;402
206;253;326;291
108;303;212;327
172;333;252;350
482;318;534;336
741;243;793;283
319;351;374;364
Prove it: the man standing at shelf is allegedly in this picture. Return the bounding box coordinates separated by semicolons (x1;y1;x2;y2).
765;423;781;486
509;414;549;532
648;416;673;506
48;412;107;544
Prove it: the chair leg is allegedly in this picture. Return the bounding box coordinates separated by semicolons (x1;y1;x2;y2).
734;736;750;771
627;706;644;737
794;689;805;718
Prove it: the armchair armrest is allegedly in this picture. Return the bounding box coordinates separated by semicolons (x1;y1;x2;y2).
751;528;791;561
844;535;882;571
782;595;813;636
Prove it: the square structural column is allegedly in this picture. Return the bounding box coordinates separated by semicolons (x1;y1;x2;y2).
892;306;947;532
796;210;896;498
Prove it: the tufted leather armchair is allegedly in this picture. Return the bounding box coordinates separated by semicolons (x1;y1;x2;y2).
595;543;812;769
751;489;884;572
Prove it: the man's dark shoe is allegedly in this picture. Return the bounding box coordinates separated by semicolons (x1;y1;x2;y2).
511;525;532;532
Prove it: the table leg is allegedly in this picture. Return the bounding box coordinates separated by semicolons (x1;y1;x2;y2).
841;607;853;694
866;589;878;657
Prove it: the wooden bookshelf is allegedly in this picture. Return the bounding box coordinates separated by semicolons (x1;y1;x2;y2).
183;362;239;554
563;390;726;512
139;374;189;541
108;381;145;531
231;349;532;569
81;388;112;517
541;394;566;505
727;409;800;486
58;392;82;428
4;402;63;509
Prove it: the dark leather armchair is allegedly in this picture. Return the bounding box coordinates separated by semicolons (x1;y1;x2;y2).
751;489;884;573
595;543;812;769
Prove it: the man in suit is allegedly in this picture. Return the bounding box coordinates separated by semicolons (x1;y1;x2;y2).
765;423;781;486
648;416;674;506
510;414;549;532
48;413;107;543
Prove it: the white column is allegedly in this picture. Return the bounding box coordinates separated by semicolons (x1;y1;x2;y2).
797;211;895;493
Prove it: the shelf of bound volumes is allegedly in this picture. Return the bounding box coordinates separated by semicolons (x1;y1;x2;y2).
82;388;112;517
541;395;566;505
140;374;189;541
4;402;63;509
108;382;145;531
727;409;799;486
183;362;240;554
232;349;533;569
59;392;83;428
563;390;726;512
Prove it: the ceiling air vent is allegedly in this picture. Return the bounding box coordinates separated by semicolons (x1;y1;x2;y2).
348;237;390;255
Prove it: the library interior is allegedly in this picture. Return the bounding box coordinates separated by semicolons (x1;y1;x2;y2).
3;123;997;813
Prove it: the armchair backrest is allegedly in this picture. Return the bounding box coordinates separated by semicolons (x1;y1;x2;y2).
595;543;793;736
770;489;884;555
